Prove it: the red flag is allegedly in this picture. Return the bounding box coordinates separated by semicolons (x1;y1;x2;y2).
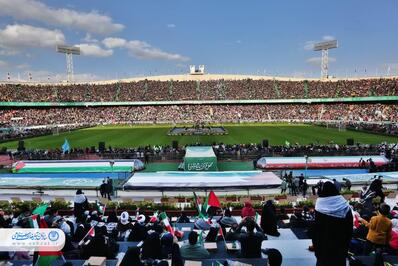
218;226;224;237
87;227;95;237
208;191;221;209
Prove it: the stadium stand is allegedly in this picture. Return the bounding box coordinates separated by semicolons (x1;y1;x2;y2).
0;77;397;102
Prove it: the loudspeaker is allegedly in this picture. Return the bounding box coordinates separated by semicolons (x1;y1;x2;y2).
172;140;178;149
262;139;269;147
17;140;25;151
98;142;106;152
347;138;354;145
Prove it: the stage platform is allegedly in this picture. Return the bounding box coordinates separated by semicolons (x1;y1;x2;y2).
123;171;281;191
12;159;144;173
257;155;389;169
323;171;398;184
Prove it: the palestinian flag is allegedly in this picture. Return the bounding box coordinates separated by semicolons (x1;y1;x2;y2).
78;226;95;246
193;192;202;214
200;191;221;218
159;212;174;236
29;214;40;228
36;215;63;266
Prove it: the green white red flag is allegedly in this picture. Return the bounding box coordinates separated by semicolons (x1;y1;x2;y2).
159;212;174;235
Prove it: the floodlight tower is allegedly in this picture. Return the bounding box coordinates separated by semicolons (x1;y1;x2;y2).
56;45;80;82
313;40;338;79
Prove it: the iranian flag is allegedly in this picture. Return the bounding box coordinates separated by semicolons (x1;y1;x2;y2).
200;191;221;218
255;212;261;225
150;211;158;223
159;212;174;235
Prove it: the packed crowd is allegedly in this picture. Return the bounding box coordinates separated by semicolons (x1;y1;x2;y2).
1;103;397;128
1;78;397;102
1;178;398;265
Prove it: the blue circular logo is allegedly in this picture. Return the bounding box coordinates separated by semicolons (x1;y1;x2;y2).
48;231;59;241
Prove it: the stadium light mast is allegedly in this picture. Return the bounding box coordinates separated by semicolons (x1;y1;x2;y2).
313;40;338;79
56;45;80;82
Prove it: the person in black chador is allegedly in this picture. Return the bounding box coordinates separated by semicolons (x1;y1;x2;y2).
312;181;353;266
260;200;280;237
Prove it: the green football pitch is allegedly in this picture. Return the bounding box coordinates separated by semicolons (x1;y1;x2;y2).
1;124;397;149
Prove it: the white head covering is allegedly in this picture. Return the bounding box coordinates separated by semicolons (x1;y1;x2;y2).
137;214;146;224
120;211;130;225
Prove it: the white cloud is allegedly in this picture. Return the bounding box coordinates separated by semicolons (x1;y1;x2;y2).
0;60;8;68
0;24;65;52
16;63;30;69
0;0;124;35
306;56;336;66
82;33;98;43
103;37;189;61
76;43;113;57
322;35;335;41
103;37;127;48
167;24;176;28
303;35;336;50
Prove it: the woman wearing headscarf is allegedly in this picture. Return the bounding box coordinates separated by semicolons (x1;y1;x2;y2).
312;181;353;266
241;201;256;218
120;247;143;266
260;200;280;237
141;231;162;260
74;189;89;223
360;179;385;217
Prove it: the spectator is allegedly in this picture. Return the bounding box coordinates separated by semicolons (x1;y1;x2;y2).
120;247;143;266
360;203;392;255
237;217;265;258
74;189;89;223
342;178;352;191
302;179;309;198
264;248;283;266
333;179;342;192
180;231;210;260
241;201;255;218
141;232;162;260
261;200;280;237
99;180;107;198
312;181;353;266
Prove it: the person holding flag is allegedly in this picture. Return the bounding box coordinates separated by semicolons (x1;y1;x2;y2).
61;138;71;154
30;204;65;266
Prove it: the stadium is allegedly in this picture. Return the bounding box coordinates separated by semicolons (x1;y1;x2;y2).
0;1;398;266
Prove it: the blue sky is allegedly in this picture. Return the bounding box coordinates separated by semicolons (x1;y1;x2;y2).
0;0;397;81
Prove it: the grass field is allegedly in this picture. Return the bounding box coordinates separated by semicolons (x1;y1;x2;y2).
1;124;397;149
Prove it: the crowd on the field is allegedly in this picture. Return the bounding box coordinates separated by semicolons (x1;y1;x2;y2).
1;78;397;102
1;178;398;265
0;104;397;128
